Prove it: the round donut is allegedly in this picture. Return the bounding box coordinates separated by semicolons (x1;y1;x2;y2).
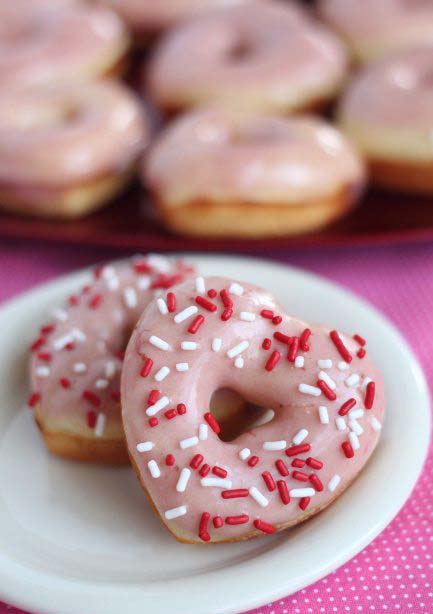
144;108;366;238
147;2;347;116
338;47;433;194
121;275;385;543
28;255;194;465
0;4;130;87
0;80;148;219
318;0;433;64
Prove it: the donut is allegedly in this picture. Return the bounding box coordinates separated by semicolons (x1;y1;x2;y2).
144;108;366;238
147;2;347;116
28;255;195;464
318;0;433;64
338;47;433;195
121;276;385;543
0;4;130;87
0;81;148;219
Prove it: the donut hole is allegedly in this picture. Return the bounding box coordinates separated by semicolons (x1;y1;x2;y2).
209;387;274;442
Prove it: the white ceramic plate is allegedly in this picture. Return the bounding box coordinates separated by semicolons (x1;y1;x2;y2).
0;255;430;614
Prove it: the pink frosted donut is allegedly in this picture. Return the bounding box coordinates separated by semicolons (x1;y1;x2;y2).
0;80;148;218
122;275;385;543
147;2;347;115
318;0;433;64
0;4;130;87
28;255;194;465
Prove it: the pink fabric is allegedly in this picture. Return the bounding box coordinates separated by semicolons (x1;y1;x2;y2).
0;239;432;614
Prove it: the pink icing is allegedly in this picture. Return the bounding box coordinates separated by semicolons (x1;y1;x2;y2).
122;276;385;543
29;256;194;440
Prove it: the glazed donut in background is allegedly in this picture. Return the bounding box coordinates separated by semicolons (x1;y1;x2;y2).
0;4;130;88
317;0;433;64
0;81;148;219
147;2;347;116
144;108;366;238
122;275;384;543
338;47;433;195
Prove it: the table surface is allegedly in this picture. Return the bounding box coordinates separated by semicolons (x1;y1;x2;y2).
1;240;432;614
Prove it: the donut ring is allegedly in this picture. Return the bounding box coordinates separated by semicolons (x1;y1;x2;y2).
122;276;385;543
147;2;347;116
144;108;366;238
29;256;194;465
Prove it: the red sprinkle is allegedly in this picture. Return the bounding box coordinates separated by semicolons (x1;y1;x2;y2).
291;458;306;468
342;441;355;458
188;315;205;334
199;463;210;477
260;309;274;319
262;338;272;350
287;337;300;363
285;443;311;457
86;410;97;428
317;379;337;401
110;390;121;402
272;316;282;325
82;390;101;407
59;377;71;389
164;408;177;420
204;412;220;433
140;358;153;378
148;389;160;405
116;350;125;361
330;330;353;363
37;352;52;362
300;328;311;351
277;480;290;505
199;512;211;542
190;454;203;469
213;516;223;528
31;336;45;352
262;471;276;492
292;470;309;482
265;350;281;371
299;497;311;511
365;381;375;409
65;342;75;351
274;331;292;345
254;519;276;534
133;261;152;274
220;289;233;307
195;296;217;312
221;307;233;321
357;348;366;359
339;398;357;416
221;489;249;499
306;457;324;470
309;474;324;492
28;392;40;408
89;294;102;309
248;455;259;467
165;454;175;466
151;273;184;289
207;289;217;299
212;466;227;478
149;417;158;427
353;334;366;347
177;403;187;415
275;459;289;476
225;514;249;525
166;292;176;313
40;324;54;335
69;295;79;306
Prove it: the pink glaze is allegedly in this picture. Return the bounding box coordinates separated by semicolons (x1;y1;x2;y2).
0;81;148;187
122;276;385;543
148;2;347;114
145;108;365;206
0;4;129;87
29;256;194;440
318;0;433;63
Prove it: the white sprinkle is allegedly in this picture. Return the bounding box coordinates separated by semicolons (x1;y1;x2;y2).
137;276;150;290
349;419;364;436
292;428;309;445
335;416;347;431
349;431;360;451
239;448;251;460
298;383;321;396
249;486;269;508
227;340;249;358
195;276;205;294
199;424;208;440
165;505;187;520
240;311;255;322
295;356;305;368
318;359;333;369
318;406;329;424
105;361;116;378
147;254;171;272
201;477;232;489
370;416;382;432
361;377;373;390
338;361;349;371
212;338;222;352
348;408;364;419
148;460;161;478
149;335;171;351
229;282;244;296
106;276;119;291
157;297;168;315
176;468;191;493
72;328;86;343
174;305;198;323
290;488;315;498
52;333;74;351
181;341;198;350
180;436;199;449
101;265;116;279
95;378;109;389
328;474;341;492
123;287;138;309
155;366;170;382
345;373;360;387
95;413;106;438
52;308;68;322
73;362;87;374
263;440;286;451
146;395;169;416
318;371;337;390
234;356;244;369
136;441;154;452
36;366;50;377
176;362;189;372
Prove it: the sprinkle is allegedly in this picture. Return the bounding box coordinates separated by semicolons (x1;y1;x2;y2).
201;477;232;489
222;489;249;499
349;408;365;419
195;296;217;312
176;468;191;492
286;443;311;457
234;356;244;369
248;455;259;467
177;403;187;415
254;519;276;534
174;305;198;323
221;307;233;321
249;486;269;508
353;334;366;346
123;287;138;309
299;497;311;510
165;408;177;420
156;297;168;315
212;466;227;478
167;292;176;313
342;441;354;458
290;488;315;498
199;424;208;440
318;405;329;424
148;460;161;478
357;348;366;359
213;516;223;528
298;383;321;396
274;332;291;345
31;336;46;351
94;413;106;437
295;356;305;368
195;276;206;294
155;366;170;381
339;398;357;416
338;361;349;371
199;512;211;542
28;392;40;408
349;418;364;436
292;470;309;482
277;480;290;504
336;416;347;431
328;474;341;492
148;389;160;405
261;309;274;319
309;474;324;492
95;378;109;389
176;362;189;372
105;361;116;378
190;454;203;469
365;381;376;409
272;316;282;325
149;335;171;351
370;416;382;431
165;454;175;466
275;460;289;476
53;333;77;351
240;311;255;322
292;458;306;468
86;410;97;428
220;289;233;307
300;328;311;351
265;350;281;371
165;506;187;520
317;379;337;400
181;341;198;350
349;431;360;451
199;463;210;477
212;338;222;352
149;417;158;427
37;352;51;362
345;373;360;387
188;315;205;334
262;338;272;350
140;358;153;377
36;366;50;377
180;436;199;449
330;330;352;363
52;308;68;322
227;340;249;358
262;471;276;491
239;448;251;460
229;282;244;296
263;440;286;451
146;395;169;416
82;390;101;407
318;359;333;369
137;441;154;452
307;457;323;470
292;429;309;445
318;371;336;390
204;412;220;433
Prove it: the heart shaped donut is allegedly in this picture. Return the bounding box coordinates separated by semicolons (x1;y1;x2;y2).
122;276;385;543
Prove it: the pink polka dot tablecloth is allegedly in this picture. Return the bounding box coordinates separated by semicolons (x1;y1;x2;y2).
0;240;432;614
